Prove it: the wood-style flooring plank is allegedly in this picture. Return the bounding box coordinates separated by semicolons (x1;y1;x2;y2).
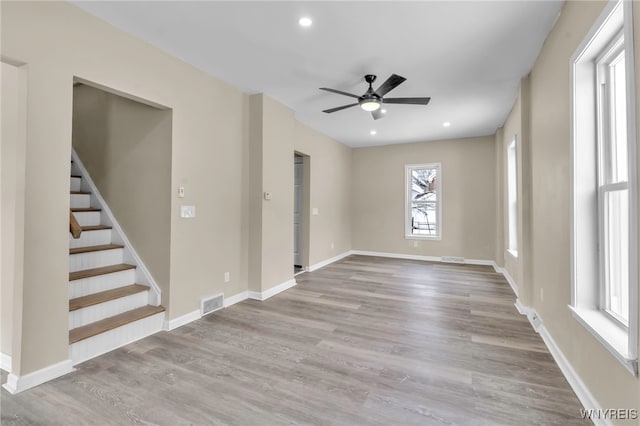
2;255;589;425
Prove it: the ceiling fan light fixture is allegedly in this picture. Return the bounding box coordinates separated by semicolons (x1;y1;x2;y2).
360;100;381;112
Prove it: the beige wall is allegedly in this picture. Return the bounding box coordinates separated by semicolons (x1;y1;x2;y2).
352;137;496;260
294;122;352;266
248;95;264;293
248;94;296;292
519;0;639;418
249;95;352;289
72;84;172;300
1;62;27;365
497;78;533;305
260;95;296;290
1;1;248;373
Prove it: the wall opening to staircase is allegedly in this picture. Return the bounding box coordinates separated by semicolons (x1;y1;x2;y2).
69;80;172;364
71;81;172;310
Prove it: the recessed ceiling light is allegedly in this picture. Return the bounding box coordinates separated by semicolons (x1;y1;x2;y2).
298;17;312;27
443;121;451;127
370;130;377;135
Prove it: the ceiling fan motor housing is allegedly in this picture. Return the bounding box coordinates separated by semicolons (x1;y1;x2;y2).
360;75;381;106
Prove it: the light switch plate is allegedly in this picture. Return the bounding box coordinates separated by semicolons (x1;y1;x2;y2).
312;207;319;215
178;186;185;198
181;205;196;218
264;192;272;200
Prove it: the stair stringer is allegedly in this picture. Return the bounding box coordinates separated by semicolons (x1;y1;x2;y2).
71;149;162;306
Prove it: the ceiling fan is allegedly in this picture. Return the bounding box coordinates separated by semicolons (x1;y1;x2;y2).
320;74;431;120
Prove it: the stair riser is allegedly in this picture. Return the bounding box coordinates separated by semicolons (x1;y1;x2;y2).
73;211;101;227
70;269;137;298
69;249;124;273
69;311;164;365
69;291;150;329
69;229;112;249
70;177;81;192
70;194;91;209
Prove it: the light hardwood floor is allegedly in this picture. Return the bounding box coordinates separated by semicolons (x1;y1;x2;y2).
1;255;589;425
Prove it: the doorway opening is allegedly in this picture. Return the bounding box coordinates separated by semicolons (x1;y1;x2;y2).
294;152;310;275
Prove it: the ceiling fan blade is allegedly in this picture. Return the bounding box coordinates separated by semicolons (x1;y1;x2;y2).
382;97;431;105
371;109;385;120
319;88;360;98
374;74;406;97
323;103;359;113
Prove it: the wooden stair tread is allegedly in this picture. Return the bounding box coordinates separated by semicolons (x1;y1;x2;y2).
69;263;136;281
70;191;90;195
69;305;165;344
71;207;101;212
70;244;124;255
80;225;112;231
69;284;149;311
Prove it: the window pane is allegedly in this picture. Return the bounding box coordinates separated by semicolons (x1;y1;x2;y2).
412;168;437;202
411;202;436;235
603;188;629;324
407;164;439;238
610;52;628;183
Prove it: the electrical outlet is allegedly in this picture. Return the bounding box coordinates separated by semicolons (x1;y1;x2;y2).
224;272;230;283
413;241;419;248
180;205;196;218
331;242;334;249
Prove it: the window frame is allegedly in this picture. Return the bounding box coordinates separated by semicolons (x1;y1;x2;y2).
570;0;638;376
596;30;630;328
507;136;518;257
405;163;442;240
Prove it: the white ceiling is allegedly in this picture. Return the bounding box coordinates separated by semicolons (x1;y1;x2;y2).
72;1;564;148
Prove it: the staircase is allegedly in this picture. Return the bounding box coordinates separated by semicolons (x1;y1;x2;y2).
69;155;164;365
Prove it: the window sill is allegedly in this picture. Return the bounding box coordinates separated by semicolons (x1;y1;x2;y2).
569;305;637;376
506;249;518;259
405;234;441;241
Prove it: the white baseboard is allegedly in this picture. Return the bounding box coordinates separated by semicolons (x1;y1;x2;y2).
493;264;519;296
307;251;353;272
514;298;530;316
224;291;248;307
2;359;74;394
163;291;249;331
514;300;608;426
351;250;439;262
163;309;201;331
351;250;496;267
248;279;297;301
1;353;12;373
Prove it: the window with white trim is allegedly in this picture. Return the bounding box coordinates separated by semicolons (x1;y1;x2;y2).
597;31;629;326
570;0;638;375
405;163;441;239
507;136;518;256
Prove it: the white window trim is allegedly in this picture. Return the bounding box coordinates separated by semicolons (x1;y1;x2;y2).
570;0;638;376
405;163;442;240
507;135;518;257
